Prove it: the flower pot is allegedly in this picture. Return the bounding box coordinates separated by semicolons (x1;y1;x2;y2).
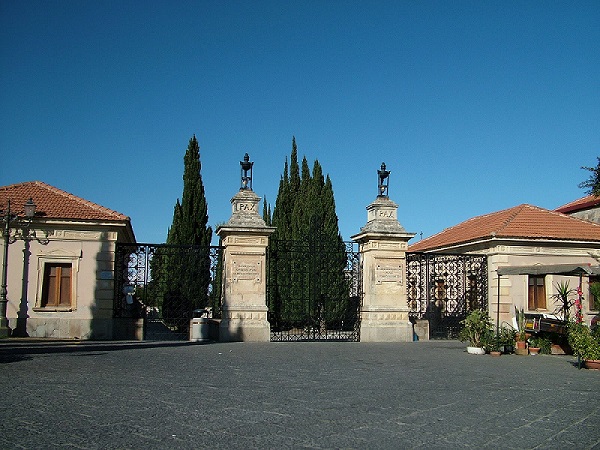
490;351;501;357
584;359;600;370
529;347;540;355
503;345;514;354
467;346;486;355
516;341;527;349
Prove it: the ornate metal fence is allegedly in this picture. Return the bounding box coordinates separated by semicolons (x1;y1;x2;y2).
114;243;223;340
406;253;488;339
267;240;362;341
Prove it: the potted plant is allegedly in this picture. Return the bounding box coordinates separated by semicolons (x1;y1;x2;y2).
498;326;517;354
484;334;502;356
568;322;600;369
528;335;551;355
459;309;493;355
514;307;528;354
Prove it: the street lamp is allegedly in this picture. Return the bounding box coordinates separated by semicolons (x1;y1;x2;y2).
377;162;390;197
0;198;48;337
240;153;254;191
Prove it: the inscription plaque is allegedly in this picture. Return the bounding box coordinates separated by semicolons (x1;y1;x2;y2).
375;262;402;284
233;259;261;282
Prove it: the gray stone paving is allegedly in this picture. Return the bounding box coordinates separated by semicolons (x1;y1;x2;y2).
0;339;598;449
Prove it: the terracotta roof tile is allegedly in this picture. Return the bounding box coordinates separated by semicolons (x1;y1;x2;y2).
409;204;600;252
555;194;600;214
0;181;130;222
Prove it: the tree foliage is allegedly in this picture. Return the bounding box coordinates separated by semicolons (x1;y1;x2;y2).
578;157;600;197
266;138;354;331
152;135;213;330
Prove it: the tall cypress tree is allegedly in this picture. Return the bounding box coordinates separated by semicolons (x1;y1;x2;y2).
268;138;349;332
160;135;213;329
167;135;212;247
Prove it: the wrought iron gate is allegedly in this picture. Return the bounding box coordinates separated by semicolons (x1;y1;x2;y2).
114;243;223;340
406;253;488;339
267;239;362;341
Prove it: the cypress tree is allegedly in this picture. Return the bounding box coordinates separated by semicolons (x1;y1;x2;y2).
167;135;212;247
269;138;349;332
161;135;213;329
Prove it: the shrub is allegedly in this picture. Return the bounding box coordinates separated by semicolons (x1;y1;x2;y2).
568;322;600;360
459;309;493;348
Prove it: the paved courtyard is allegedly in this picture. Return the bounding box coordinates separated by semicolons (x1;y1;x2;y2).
0;339;598;449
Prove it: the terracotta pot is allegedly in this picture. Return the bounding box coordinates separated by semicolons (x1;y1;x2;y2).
516;341;527;349
584;359;600;370
490;351;501;357
529;347;540;355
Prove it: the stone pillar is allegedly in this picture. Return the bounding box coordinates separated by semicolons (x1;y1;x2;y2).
216;189;275;342
351;196;416;342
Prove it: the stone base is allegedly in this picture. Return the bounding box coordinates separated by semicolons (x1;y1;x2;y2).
14;317;115;340
413;319;429;341
0;317;11;338
112;318;144;340
219;319;270;342
360;321;413;342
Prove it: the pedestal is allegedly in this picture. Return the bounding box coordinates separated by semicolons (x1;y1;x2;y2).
216;189;275;342
352;196;416;342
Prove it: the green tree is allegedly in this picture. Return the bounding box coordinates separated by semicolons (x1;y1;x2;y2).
262;197;272;226
160;135;213;329
268;138;351;332
579;157;600;197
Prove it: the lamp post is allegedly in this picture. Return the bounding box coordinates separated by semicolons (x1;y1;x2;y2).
377;162;390;197
240;153;254;191
0;198;46;338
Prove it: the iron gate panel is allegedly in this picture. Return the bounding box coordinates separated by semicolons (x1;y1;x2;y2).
407;252;487;339
267;240;362;341
114;243;223;340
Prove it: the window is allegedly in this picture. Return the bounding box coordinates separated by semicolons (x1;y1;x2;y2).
41;263;72;308
590;276;600;311
528;275;546;310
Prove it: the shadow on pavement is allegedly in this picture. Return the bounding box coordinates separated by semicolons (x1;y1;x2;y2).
0;339;213;363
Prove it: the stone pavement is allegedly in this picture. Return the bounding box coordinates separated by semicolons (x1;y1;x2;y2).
0;339;598;449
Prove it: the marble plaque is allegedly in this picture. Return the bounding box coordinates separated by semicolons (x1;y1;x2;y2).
375;260;402;284
233;258;261;282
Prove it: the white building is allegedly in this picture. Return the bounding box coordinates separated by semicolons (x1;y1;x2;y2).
0;181;136;339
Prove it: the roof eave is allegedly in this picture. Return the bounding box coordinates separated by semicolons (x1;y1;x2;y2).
409;235;600;253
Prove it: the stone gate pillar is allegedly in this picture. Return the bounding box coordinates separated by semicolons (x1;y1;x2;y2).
216;156;275;342
351;164;416;342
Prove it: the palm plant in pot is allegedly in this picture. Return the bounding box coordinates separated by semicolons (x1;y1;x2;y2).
459;309;493;355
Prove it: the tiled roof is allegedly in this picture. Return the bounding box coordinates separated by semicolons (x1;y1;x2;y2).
555;194;600;214
409;204;600;252
0;181;130;222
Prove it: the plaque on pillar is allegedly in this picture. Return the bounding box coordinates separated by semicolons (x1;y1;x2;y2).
351;162;416;342
216;154;275;342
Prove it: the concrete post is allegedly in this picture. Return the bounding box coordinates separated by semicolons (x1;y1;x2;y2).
216;189;275;342
351;196;416;342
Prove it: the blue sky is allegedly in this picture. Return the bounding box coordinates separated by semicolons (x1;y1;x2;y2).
1;1;598;244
